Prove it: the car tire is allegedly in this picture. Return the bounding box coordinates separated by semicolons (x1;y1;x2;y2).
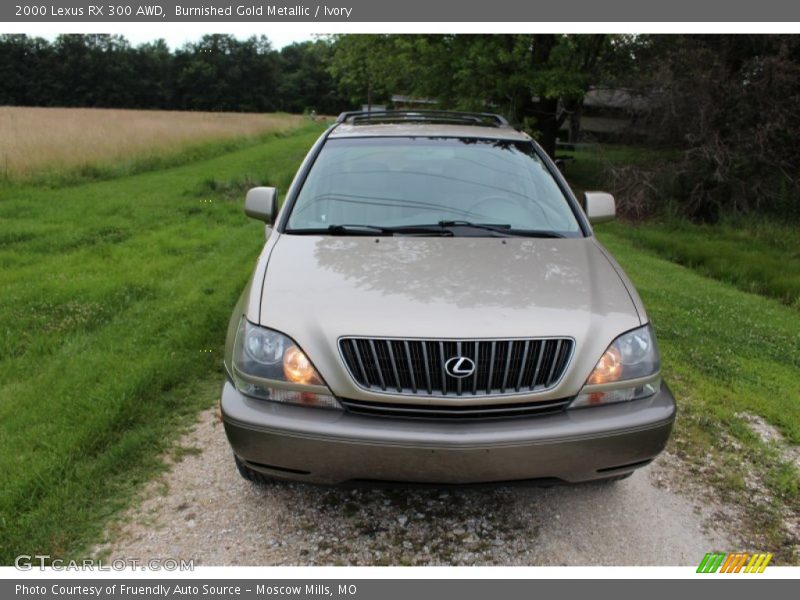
234;455;273;484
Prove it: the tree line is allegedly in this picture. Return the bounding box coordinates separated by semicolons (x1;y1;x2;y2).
2;33;798;220
328;34;800;221
0;33;348;114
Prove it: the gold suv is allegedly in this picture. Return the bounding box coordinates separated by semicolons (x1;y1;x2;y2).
220;111;675;485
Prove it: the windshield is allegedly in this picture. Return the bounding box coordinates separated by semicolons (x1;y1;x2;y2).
285;137;583;236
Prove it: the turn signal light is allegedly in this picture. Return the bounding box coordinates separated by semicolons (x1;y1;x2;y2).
283;345;321;384
587;346;622;384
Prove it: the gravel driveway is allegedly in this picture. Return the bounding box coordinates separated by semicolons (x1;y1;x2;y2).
95;408;732;566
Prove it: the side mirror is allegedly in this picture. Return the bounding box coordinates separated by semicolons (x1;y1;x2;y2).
584;191;616;223
244;187;277;223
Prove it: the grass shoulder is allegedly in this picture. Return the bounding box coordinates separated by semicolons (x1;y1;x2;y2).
564;142;800;307
597;225;800;559
601;218;800;308
0;125;324;563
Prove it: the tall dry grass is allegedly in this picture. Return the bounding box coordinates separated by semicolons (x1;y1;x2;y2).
0;107;305;180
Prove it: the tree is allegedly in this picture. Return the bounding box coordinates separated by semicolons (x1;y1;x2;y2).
630;35;800;220
328;35;403;109
278;40;348;114
329;34;625;156
0;35;53;105
130;39;174;108
174;34;280;112
47;34;135;107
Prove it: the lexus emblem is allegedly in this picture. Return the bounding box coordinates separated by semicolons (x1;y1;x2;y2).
444;356;476;378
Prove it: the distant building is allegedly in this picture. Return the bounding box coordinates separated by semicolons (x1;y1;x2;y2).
363;89;649;142
360;104;387;112
561;88;652;142
390;95;438;109
356;95;437;113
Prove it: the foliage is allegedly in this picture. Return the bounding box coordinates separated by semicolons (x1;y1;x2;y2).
329;34;629;156
565;144;682;219
327;35;403;108
277;41;349;114
0;33;350;115
568;144;800;305
173;34;279;112
630;35;800;221
3;31;799;221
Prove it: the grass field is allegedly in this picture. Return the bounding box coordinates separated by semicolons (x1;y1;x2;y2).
567;144;800;555
601;219;800;308
0;122;325;563
596;225;800;547
565;144;800;308
0;107;305;182
0;126;797;562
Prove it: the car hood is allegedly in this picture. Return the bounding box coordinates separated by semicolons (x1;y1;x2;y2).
258;234;643;398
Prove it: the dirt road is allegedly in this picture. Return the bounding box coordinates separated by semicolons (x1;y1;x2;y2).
95;408;733;566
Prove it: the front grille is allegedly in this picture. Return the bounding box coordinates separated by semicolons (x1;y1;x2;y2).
339;397;572;420
339;337;573;397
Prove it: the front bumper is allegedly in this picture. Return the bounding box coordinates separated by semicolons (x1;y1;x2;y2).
221;380;676;485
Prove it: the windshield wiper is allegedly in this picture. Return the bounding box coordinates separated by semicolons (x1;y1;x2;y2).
327;224;390;235
288;223;562;238
282;224;454;236
437;220;564;238
329;224;454;236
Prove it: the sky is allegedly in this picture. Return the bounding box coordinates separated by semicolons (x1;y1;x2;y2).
26;24;314;50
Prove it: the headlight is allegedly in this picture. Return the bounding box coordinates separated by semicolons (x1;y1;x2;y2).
570;325;660;408
231;317;341;410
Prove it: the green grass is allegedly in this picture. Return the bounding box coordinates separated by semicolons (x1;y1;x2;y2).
1;130;797;563
0;123;325;563
594;225;800;445
564;143;800;307
566;144;799;554
596;224;800;557
601;218;800;308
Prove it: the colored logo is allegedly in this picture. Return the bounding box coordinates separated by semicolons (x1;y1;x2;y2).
697;552;773;573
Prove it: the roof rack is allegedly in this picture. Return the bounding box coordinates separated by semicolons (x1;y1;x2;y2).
336;110;510;127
